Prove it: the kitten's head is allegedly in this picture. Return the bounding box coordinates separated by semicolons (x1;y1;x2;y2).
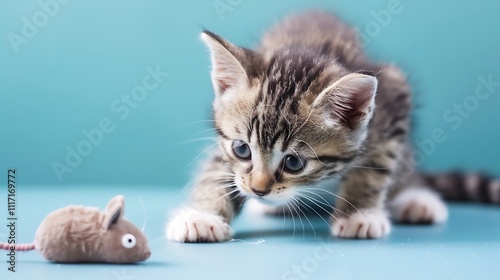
201;31;377;206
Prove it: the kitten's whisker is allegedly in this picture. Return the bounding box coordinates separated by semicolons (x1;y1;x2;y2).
297;192;349;220
297;190;333;208
291;197;317;239
281;204;286;235
179;172;234;197
213;183;237;190
181;137;218;144
297;190;350;218
214;188;240;205
183;173;234;190
186;140;222;167
304;187;363;217
178;119;215;128
284;201;296;241
197;184;236;200
229;192;243;202
208;183;237;195
295;193;342;225
216;148;230;178
187;128;218;139
289;198;305;239
297;197;334;230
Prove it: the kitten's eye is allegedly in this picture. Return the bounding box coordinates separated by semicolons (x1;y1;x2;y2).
232;140;251;160
121;233;136;249
283;155;306;173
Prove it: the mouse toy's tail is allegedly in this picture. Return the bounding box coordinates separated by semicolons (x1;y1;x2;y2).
0;242;35;251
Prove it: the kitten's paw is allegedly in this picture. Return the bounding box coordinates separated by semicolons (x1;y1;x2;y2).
332;209;391;239
166;207;233;242
389;188;448;224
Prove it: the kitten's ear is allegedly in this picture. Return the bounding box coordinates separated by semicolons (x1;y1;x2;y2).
200;31;254;96
313;73;378;130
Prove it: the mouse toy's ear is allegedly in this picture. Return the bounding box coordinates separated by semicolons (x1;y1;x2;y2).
102;195;125;230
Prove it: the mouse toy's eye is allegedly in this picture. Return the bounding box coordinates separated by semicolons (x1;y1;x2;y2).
121;233;136;249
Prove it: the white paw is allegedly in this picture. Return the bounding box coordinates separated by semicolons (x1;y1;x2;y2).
166;207;233;242
332;209;391;239
389;188;448;224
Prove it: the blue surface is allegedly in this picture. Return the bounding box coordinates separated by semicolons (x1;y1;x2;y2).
1;187;500;280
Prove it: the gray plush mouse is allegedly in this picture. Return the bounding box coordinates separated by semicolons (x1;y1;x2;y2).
0;195;150;263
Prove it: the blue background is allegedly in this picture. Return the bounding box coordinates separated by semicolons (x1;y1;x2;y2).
1;1;500;280
1;0;499;187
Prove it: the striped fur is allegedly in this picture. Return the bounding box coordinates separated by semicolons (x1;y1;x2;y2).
420;172;500;204
167;11;498;242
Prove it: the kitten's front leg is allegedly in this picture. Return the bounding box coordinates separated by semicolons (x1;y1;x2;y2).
332;152;397;239
166;153;243;242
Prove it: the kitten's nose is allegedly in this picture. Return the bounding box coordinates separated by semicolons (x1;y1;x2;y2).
251;188;270;197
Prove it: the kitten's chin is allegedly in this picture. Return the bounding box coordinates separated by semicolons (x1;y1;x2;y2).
254;196;288;206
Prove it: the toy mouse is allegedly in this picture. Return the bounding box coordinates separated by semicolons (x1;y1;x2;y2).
0;195;150;263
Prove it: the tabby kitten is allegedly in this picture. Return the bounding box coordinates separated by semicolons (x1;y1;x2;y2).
166;11;500;242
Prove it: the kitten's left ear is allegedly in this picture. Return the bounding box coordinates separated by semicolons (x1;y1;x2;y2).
313;73;378;130
200;31;260;96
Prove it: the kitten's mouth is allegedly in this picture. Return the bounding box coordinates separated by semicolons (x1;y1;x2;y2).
234;178;292;206
247;191;292;206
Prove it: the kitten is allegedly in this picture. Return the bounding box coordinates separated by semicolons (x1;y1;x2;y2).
166;11;500;242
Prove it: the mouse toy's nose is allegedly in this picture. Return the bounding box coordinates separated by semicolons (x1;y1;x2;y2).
251;188;270;197
144;250;151;259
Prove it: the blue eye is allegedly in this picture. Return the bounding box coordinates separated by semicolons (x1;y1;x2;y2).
283;155;306;173
232;140;251;160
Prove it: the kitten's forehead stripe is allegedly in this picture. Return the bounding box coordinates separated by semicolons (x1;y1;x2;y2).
215;127;229;140
253;51;329;151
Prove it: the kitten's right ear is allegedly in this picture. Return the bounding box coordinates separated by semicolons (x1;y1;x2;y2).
313;73;378;130
200;31;252;96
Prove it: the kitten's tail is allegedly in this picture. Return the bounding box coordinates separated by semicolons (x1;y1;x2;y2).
419;172;500;204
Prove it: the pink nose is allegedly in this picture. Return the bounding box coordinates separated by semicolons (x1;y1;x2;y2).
144;251;151;259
